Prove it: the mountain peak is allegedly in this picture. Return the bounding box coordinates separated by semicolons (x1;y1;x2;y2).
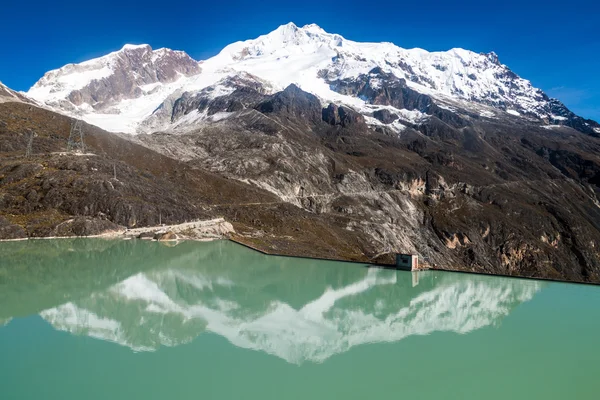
302;23;326;33
264;22;339;43
120;44;151;52
279;21;298;29
272;22;302;41
213;21;344;64
268;21;329;43
271;22;329;37
484;51;501;65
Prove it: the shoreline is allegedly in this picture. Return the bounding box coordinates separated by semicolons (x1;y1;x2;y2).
0;217;234;243
3;220;599;287
0;235;222;243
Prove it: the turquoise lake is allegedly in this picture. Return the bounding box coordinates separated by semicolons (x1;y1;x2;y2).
0;239;599;399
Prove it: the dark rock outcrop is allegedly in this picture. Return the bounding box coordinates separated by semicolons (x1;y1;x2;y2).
322;103;341;125
329;68;434;112
0;217;27;239
169;74;271;122
547;99;600;137
328;68;469;128
255;84;322;124
373;109;398;124
322;103;365;127
137;231;155;239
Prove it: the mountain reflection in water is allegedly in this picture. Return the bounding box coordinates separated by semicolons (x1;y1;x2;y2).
0;239;543;364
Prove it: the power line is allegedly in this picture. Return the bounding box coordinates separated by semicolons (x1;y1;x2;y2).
25;130;36;158
67;119;85;153
25;131;33;157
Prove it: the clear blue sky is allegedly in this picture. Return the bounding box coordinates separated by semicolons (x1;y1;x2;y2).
1;0;598;120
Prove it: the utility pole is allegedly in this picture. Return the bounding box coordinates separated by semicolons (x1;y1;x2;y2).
113;163;117;180
67;119;85;153
25;130;36;158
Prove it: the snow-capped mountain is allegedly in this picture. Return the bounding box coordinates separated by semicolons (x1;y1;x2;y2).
27;44;201;132
25;23;599;135
40;267;542;364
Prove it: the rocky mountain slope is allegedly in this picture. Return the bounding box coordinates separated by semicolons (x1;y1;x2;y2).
130;82;600;282
0;101;381;261
0;81;33;104
2;23;600;283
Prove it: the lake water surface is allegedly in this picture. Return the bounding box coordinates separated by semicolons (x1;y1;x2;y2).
1;239;598;399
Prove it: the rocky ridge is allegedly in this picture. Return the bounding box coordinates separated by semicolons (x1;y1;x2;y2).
0;81;33;104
